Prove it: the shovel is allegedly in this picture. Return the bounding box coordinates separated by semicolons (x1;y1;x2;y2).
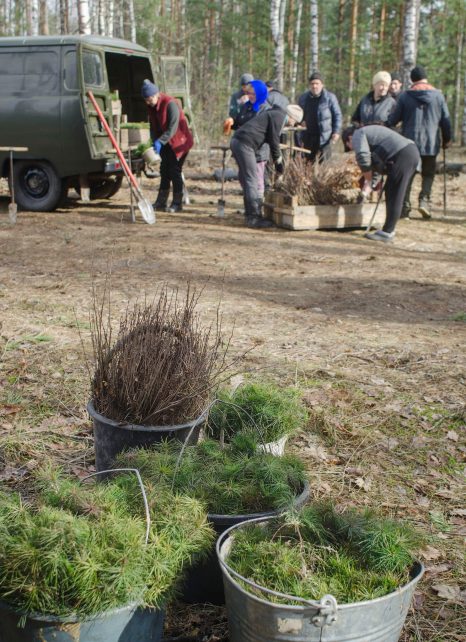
87;91;155;224
212;145;229;217
8;150;17;224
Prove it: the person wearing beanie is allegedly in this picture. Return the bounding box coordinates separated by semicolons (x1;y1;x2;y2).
352;71;396;127
298;71;342;162
265;80;290;110
228;73;254;119
223;80;271;202
230;103;302;228
389;72;403;100
345;124;420;243
141;79;193;213
387;66;451;219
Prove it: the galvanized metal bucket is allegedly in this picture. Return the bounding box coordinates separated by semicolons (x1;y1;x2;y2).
217;516;424;642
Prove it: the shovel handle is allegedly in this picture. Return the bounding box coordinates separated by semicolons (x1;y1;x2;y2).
87;91;141;195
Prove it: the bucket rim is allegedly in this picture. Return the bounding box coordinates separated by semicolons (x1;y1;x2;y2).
216;515;425;612
0;599;147;624
208;479;310;525
87;400;207;433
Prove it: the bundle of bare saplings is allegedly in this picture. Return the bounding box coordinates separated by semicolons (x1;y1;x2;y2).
278;155;362;205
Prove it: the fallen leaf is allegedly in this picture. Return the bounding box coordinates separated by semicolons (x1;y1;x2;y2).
0;404;22;416
416;495;430;508
451;508;466;517
425;563;452;575
446;430;459;442
432;584;461;601
354;477;372;492
421;545;442;561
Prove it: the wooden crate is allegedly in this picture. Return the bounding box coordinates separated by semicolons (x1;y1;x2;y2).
263;191;383;231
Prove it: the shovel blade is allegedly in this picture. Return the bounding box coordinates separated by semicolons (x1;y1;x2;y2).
8;203;17;224
138;198;156;225
217;199;225;218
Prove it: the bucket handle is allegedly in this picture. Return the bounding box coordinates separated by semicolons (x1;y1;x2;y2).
81;468;151;545
216;516;338;627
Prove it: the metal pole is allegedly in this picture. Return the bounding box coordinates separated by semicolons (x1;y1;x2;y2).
364;177;385;234
128;148;136;223
443;146;447;218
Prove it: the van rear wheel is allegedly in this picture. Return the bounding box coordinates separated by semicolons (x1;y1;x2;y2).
13;160;65;212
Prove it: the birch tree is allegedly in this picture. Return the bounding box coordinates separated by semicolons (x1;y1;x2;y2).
401;0;420;88
271;0;287;91
347;0;358;108
309;0;318;74
291;0;303;99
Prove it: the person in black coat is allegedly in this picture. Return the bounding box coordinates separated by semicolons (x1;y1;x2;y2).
352;71;396;126
387;65;451;219
230;104;303;228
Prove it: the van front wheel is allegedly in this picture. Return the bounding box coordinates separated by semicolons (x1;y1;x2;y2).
13;160;65;212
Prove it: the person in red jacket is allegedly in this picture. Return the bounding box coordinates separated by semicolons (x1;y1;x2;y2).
142;79;193;212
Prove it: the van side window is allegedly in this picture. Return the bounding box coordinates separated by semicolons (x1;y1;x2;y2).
0;51;58;95
64;51;78;90
83;51;104;87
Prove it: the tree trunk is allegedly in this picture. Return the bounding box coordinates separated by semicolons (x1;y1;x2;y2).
291;0;303;100
39;0;49;34
25;0;33;34
59;0;69;34
462;70;466;146
453;15;464;141
347;0;358;109
401;0;420;88
271;0;287;91
309;0;318;73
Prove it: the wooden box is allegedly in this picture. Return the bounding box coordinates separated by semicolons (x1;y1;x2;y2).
263;192;383;231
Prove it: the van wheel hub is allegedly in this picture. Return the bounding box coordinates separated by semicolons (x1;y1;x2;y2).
23;168;50;198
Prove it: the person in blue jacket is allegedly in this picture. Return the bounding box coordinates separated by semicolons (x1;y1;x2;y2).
298;72;342;162
387;65;451;219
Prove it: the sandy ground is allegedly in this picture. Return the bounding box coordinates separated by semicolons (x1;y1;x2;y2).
0;155;465;641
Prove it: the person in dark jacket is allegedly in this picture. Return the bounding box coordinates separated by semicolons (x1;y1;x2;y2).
298;72;342;162
224;80;270;200
389;72;403;100
230;104;303;228
265;80;289;110
344;125;420;243
142;79;193;213
387;65;451;219
228;73;254;119
352;71;396;126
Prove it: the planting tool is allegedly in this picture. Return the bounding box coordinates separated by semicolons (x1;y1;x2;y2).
279;143;312;155
182;172;190;205
212;145;229;217
87;91;155;224
364;176;385;234
0;146;29;223
443;146;447;218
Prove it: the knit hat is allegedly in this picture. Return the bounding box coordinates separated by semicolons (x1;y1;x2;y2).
141;79;159;98
266;80;277;89
240;73;254;86
390;71;402;83
249;80;268;112
410;66;427;82
309;71;323;82
372;71;391;86
286;104;304;124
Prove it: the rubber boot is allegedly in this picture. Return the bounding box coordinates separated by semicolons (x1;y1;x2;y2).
419;175;434;220
246;198;274;228
167;192;183;213
154;189;170;211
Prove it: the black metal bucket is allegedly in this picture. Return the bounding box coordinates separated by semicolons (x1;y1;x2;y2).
0;601;165;642
88;401;205;472
181;481;310;605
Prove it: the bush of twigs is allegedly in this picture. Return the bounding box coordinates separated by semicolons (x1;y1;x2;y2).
90;285;230;426
278;155;361;205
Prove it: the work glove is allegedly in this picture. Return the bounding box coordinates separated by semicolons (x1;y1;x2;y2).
274;156;285;175
153;139;163;154
223;118;234;135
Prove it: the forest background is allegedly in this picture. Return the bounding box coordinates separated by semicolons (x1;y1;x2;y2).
1;0;465;145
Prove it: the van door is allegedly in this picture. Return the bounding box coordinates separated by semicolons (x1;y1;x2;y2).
77;43;114;158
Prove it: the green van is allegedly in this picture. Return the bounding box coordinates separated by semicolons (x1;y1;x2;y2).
0;35;157;211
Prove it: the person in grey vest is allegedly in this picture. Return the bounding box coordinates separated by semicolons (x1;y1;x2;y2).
265;80;289;110
228;73;254;120
343;125;420;243
352;71;396;126
387;65;451;219
298;72;342;162
230;104;303;228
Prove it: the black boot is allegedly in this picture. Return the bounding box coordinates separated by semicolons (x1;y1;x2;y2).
167;192;183;213
245;198;274;228
154;189;170;211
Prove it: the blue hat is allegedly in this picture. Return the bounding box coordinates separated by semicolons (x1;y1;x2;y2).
141;79;159;98
249;80;268;112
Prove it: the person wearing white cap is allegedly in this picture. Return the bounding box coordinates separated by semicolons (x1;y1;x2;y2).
230;104;303;228
352;71;396;127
